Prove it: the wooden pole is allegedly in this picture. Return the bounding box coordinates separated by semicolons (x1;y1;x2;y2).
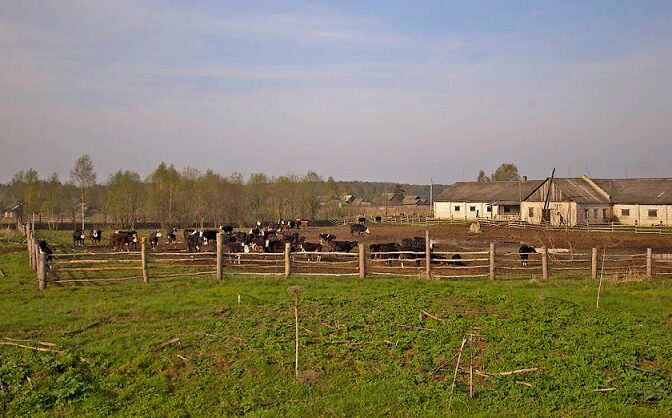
33;243;39;272
216;233;223;282
284;242;291;279
591;248;598;279
38;250;47;291
27;232;34;268
541;245;548;280
425;229;432;280
358;242;366;279
646;248;652;278
141;237;149;283
489;242;496;281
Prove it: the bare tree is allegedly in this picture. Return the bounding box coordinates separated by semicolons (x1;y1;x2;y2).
70;155;97;230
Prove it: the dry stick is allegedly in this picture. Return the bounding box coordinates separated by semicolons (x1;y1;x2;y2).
0;269;5;278
419;310;447;322
448;337;468;411
485;367;540;376
153;338;181;351
596;248;607;309
469;334;474;399
516;381;533;388
0;341;62;353
294;293;300;378
592;387;617;392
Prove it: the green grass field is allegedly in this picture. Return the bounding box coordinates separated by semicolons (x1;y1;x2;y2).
1;244;672;417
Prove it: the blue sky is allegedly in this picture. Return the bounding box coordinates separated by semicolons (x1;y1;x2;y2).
1;1;671;183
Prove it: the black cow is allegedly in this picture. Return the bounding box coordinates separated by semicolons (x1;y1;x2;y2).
200;229;219;244
73;230;85;246
375;215;382;223
110;232;133;252
330;240;358;253
186;233;203;252
148;230;162;249
222;225;234;233
370;242;400;265
357;216;366;224
299;241;322;261
265;239;286;253
184;228;196;242
399;237;427;267
350;224;370;236
519;243;536;267
115;230;138;250
90;229;103;245
166;228;178;245
37;240;53;263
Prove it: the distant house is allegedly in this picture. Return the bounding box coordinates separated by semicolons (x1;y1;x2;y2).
338;195;369;207
591;178;672;226
3;203;22;220
402;195;429;206
521;177;611;226
434;180;543;220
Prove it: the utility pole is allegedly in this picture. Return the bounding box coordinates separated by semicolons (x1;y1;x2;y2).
429;179;434;217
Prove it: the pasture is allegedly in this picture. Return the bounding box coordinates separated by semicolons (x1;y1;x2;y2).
2;224;672;416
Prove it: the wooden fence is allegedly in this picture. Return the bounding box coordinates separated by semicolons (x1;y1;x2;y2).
23;230;671;291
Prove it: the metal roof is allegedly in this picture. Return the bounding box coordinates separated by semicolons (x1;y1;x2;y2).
434;180;544;204
592;178;672;204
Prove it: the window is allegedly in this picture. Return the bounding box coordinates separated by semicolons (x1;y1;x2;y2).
648;209;658;217
593;208;599;218
469;206;476;212
584;209;589;218
621;209;630;216
486;206;492;213
602;209;608;219
528;207;534;217
454;206;461;212
504;207;511;213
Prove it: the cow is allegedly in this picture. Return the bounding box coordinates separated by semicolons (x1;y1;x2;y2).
330;240;358;253
319;233;336;242
399;237;427;267
222;241;244;264
73;230;85;246
148;230;162;250
110;232;134;252
222;225;234;233
434;253;466;266
37;240;54;263
249;227;261;237
265;239;286;253
375;215;382;223
299;219;309;229
299;241;322;261
166;228;178;245
90;229;103;245
186;233;203;252
183;228;196;242
370;242;400;265
115;230;138;250
350;224;370;236
519;243;536;267
357;216;366;224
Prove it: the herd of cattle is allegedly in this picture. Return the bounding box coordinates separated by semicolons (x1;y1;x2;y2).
68;223;537;266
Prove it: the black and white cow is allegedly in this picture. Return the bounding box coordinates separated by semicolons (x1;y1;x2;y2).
299;241;322;261
319;233;336;242
37;240;54;263
357;216;366;224
73;230;86;246
265;239;286;253
90;229;102;245
519;243;536;267
186;233;203;252
148;230;162;249
350;224;370;236
110;232;133;252
166;228;178;245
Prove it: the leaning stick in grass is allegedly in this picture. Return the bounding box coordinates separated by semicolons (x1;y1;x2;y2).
516;381;533;388
419;310;447;322
287;286;302;378
486;367;540;376
469;334;474;398
0;341;61;353
448;337;468;411
596;248;606;308
0;269;5;277
154;338;181;351
592;387;617;392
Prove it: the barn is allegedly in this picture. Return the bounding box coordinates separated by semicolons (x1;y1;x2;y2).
520;176;611;226
433;180;543;221
592;178;672;226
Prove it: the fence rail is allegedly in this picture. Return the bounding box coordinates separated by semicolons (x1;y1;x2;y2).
22;229;670;291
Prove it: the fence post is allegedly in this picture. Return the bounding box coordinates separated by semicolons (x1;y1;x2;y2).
425;229;432;280
216;233;224;282
541;245;548;280
489;242;496;281
33;243;39;272
646;248;652;278
27;232;34;268
38;250;47;291
358;242;366;279
141;237;149;283
284;242;291;279
591;248;598;279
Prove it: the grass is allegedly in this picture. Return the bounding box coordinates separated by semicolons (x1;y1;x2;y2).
1;247;672;417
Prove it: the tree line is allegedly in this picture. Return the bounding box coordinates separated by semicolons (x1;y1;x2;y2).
0;155;443;228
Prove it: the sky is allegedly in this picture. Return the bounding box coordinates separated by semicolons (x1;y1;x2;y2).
1;0;671;184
